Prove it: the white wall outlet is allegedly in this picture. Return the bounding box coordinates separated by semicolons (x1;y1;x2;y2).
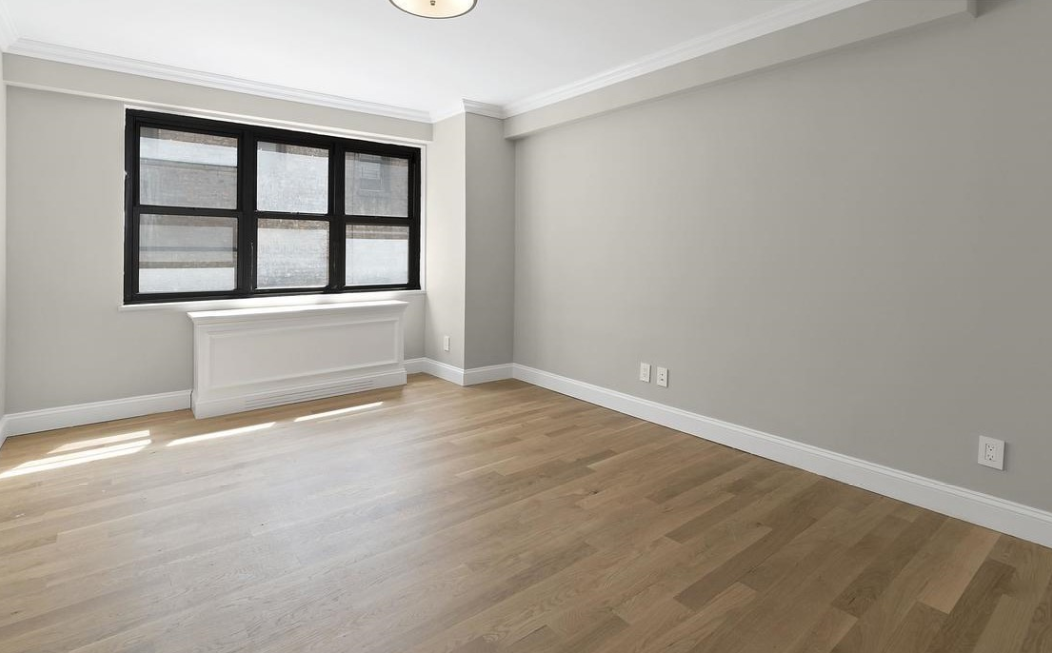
978;436;1005;470
639;363;651;383
443;335;451;352
656;367;669;388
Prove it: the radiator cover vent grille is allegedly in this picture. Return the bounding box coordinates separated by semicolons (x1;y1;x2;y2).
243;379;376;411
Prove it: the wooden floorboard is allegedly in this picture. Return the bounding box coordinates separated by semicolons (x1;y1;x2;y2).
0;375;1049;653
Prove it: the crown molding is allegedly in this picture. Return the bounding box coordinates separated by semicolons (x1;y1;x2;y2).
503;0;874;117
0;0;889;126
431;99;506;123
4;38;434;124
461;99;505;119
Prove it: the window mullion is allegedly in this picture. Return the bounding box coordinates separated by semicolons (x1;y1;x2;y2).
240;131;256;296
333;142;346;291
124;119;140;304
411;148;422;290
138;206;240;218
344;216;410;226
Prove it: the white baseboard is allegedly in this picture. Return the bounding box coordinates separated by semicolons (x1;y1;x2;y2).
1;390;192;439
5;361;1047;549
0;358;513;444
511;363;1052;549
411;358;466;385
405;358;514;387
404;357;429;375
464;364;516;386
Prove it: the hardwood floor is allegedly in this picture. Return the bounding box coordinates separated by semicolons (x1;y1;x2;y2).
1;375;1050;653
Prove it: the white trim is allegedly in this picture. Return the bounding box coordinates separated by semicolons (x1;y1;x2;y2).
6;360;1046;548
4;39;433;124
119;102;432;147
118;290;426;313
189;301;408;418
431;99;507;123
461;100;505;120
2;391;192;438
503;0;874;117
0;355;482;441
0;0;966;129
0;0;974;129
511;364;1052;549
404;359;513;387
0;0;880;125
463;364;515;385
416;359;466;386
404;358;430;375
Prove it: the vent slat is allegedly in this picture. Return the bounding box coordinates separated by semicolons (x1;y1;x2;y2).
243;379;375;410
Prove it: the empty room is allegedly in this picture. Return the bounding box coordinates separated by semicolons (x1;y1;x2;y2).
0;0;1050;651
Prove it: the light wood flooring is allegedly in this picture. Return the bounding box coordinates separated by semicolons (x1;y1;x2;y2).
1;375;1050;653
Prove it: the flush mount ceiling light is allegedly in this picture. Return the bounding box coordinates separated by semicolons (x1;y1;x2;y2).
389;0;478;19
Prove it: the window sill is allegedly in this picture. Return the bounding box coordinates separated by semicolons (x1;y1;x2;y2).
118;289;425;312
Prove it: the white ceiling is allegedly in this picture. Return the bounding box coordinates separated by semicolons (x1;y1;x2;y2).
0;0;847;121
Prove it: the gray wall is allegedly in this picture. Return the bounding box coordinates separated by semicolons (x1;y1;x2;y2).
464;113;515;369
424;113;467;368
514;0;1052;510
424;112;516;371
0;54;6;420
5;87;426;413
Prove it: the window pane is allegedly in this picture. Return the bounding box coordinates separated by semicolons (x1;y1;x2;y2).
257;142;329;214
345;224;409;285
140;128;238;209
257;219;329;289
139;214;237;293
346;153;409;217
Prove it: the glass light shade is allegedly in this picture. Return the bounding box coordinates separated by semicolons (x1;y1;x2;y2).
389;0;477;19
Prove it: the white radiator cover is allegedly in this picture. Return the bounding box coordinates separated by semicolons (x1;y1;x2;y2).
188;301;408;418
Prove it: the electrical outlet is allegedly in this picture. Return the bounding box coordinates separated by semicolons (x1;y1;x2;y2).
656;367;669;388
639;363;651;383
978;436;1005;470
443;336;451;352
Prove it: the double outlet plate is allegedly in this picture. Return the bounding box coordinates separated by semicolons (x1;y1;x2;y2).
639;363;668;388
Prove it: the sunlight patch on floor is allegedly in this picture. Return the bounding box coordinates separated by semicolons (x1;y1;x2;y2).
49;430;152;454
294;402;384;423
167;422;276;447
0;439;152;479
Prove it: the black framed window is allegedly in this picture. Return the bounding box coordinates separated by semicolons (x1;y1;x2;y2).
125;110;421;304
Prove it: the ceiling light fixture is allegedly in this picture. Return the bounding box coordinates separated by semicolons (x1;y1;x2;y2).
389;0;478;19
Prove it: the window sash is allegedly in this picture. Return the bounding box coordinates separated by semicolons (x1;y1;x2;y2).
124;110;421;304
